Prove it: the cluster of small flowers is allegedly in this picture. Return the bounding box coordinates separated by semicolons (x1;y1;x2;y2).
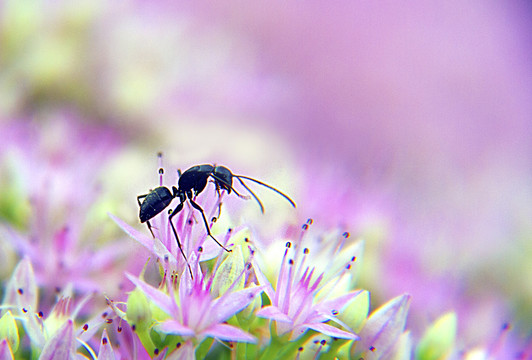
1;120;529;359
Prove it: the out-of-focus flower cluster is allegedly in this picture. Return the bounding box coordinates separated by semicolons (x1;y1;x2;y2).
2;0;532;359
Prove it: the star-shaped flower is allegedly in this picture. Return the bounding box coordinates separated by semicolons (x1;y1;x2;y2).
126;253;264;345
254;239;361;341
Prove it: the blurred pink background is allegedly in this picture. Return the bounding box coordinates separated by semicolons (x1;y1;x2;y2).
1;0;531;351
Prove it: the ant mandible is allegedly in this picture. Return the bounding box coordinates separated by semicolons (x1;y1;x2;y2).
137;154;296;274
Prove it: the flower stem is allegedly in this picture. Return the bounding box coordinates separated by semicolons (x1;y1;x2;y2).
196;338;214;359
136;327;156;356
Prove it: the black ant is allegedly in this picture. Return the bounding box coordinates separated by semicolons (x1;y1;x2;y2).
137;155;296;275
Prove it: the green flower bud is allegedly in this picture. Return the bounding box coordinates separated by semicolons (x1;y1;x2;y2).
0;311;19;353
391;331;413;360
415;312;457;360
238;288;263;322
126;288;153;332
212;246;245;298
339;290;370;333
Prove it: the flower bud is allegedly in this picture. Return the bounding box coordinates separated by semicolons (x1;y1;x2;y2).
0;311;19;353
126;288;153;332
212;246;245;298
351;294;411;359
338;290;369;333
415;312;457;360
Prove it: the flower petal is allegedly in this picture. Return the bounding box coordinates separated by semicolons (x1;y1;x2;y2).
355;294;411;358
109;213;153;249
39;320;76;360
203;323;256;343
252;260;275;301
0;312;19;353
19;308;46;348
1;225;37;260
165;341;194;360
256;305;292;323
125;273;176;316
110;213;176;266
315;291;363;317
97;329;115;360
214;286;264;323
157;320;195;337
306;322;359;340
153;348;169;360
0;339;14;360
4;258;38;311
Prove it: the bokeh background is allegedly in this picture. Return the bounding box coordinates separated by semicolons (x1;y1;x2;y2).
1;0;531;355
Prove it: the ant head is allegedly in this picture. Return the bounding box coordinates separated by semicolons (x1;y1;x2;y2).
213;165;233;193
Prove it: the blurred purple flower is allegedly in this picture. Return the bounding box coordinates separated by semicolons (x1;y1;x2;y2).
0;116;131;305
1;258;106;358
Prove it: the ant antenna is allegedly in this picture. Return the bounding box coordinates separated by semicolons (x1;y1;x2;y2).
209;174;250;200
234;175;296;210
234;176;265;213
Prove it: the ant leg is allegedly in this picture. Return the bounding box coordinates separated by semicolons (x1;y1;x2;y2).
189;199;231;252
216;201;222;221
146;220;155;238
137;194;148;206
137;194;156;237
168;201;193;278
214;186;223;220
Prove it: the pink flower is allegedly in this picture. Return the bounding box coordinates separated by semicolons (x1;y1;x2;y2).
254;239;361;340
126;254;264;344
